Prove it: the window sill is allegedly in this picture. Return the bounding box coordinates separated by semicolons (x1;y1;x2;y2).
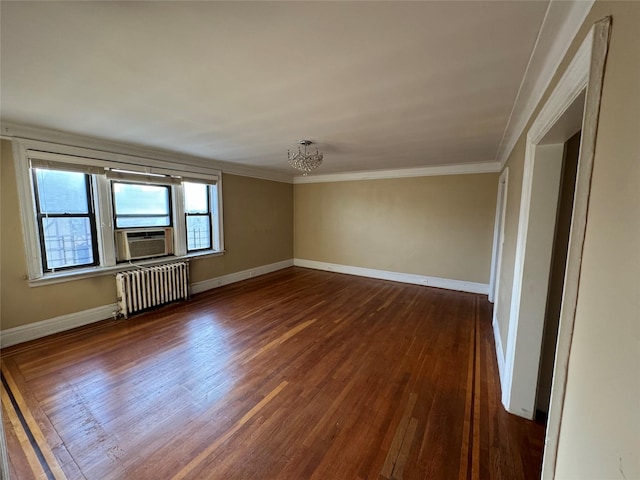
28;250;225;287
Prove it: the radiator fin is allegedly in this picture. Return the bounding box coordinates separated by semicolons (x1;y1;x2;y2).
116;262;189;318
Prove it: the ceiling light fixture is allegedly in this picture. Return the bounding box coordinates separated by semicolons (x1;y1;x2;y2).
288;140;323;176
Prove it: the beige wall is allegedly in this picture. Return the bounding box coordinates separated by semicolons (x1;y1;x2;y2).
294;174;498;284
555;2;639;478
496;1;640;477
0;140;293;330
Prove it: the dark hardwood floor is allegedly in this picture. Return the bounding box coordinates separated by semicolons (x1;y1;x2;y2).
1;267;545;479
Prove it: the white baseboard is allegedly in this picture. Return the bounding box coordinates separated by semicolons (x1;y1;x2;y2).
1;259;483;348
190;259;294;295
293;258;489;295
1;259;294;348
492;315;506;386
1;303;119;348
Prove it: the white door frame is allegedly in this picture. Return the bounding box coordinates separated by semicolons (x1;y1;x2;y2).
488;168;509;304
497;16;611;479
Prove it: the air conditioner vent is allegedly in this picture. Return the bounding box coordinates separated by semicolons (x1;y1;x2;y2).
129;238;166;258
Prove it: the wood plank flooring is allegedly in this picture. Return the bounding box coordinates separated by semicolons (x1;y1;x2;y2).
1;267;545;479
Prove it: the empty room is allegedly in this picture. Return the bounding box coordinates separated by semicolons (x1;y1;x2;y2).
0;1;638;479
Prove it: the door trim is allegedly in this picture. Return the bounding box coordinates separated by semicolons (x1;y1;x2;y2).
496;15;611;479
489;168;509;304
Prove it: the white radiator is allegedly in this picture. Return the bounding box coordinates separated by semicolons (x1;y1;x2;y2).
116;262;189;318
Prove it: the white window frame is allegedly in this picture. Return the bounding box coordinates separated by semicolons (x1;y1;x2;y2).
12;139;224;284
183;181;220;254
31;167;100;272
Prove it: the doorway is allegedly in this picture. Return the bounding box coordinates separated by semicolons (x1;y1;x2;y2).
503;89;586;419
535;130;581;417
498;17;611;480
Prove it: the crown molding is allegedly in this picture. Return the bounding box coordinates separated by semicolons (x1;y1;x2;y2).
496;0;595;168
1;123;501;185
293;161;500;184
0;122;294;184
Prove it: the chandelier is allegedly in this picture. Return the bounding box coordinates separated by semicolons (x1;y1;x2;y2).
288;140;323;176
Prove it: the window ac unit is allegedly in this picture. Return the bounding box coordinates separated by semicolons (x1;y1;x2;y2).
115;228;174;261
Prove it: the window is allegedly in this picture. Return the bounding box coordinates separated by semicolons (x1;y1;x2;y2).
32;168;99;272
184;182;212;251
113;182;171;228
15;142;224;281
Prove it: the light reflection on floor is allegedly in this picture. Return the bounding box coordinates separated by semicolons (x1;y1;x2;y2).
39;312;236;452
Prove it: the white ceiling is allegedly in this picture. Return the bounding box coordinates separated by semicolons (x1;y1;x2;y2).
0;1;586;177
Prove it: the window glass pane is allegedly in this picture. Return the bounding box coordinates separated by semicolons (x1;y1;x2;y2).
117;216;171;228
113;182;170;228
35;169;89;214
187;215;211;250
113;183;170;215
184;183;209;213
42;217;94;269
